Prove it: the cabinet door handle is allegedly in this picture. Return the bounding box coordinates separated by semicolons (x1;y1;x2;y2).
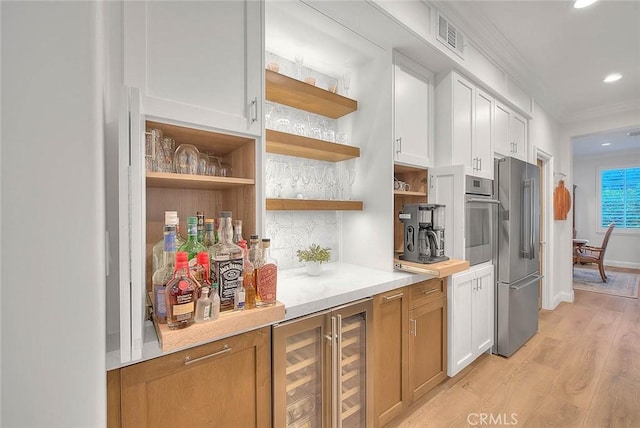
250;97;258;123
383;292;404;301
410;319;417;336
184;344;231;365
479;157;482;171
422;288;438;295
396;137;402;154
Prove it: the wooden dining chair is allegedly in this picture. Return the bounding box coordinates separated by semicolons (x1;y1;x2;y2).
575;223;615;282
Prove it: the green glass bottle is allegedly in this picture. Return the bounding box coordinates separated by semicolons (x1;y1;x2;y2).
178;216;206;268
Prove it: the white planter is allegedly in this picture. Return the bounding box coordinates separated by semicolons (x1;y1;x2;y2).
306;261;322;276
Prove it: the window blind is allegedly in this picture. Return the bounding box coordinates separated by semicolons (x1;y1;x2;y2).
601;166;640;229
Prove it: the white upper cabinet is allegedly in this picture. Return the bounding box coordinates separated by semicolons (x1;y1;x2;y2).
393;52;434;168
435;71;493;179
124;1;263;136
494;101;528;162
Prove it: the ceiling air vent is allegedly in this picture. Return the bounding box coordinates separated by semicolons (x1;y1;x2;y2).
437;13;465;59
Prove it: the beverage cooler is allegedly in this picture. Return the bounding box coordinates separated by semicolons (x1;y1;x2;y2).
272;299;373;428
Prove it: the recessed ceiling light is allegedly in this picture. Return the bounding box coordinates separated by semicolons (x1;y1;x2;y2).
604;73;622;83
574;0;599;8
601;142;611;146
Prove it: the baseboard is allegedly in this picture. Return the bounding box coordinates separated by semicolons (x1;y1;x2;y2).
605;260;640;270
552;291;574;308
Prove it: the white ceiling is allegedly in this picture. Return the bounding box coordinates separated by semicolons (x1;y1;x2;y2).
435;0;640;156
436;0;640;123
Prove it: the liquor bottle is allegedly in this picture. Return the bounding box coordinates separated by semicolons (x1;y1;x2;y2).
151;211;185;275
248;234;262;267
256;238;278;307
194;286;213;323
210;283;221;321
178;216;206;268
240;239;256;309
151;224;176;324
210;211;244;312
196;211;205;243
193;251;211;289
232;219;243;245
234;279;246;311
203;218;216;248
165;251;199;329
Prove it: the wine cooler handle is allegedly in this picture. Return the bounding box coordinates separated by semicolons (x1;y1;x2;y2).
331;316;338;428
183;344;231;365
410;319;417;336
383;292;404;301
336;314;343;428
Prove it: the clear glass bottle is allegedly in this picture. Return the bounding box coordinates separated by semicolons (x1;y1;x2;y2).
196;211;205;243
256;238;278;307
248;234;262;267
240;239;256;309
232;219;243;245
165;251;198;330
210;211;244;312
194;286;213;323
151;211;185;276
178;216;207;268
203;218;216;248
234;279;246;311
151;224;176;324
210;283;221;321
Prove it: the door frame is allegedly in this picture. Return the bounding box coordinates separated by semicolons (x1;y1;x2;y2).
536;148;553;310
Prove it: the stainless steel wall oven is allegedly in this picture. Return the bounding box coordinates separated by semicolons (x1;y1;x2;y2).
464;175;498;266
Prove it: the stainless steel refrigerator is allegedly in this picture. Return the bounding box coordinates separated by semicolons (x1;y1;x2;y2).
493;157;541;357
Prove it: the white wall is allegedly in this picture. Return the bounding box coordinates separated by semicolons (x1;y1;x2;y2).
573;149;640;269
1;2;106;426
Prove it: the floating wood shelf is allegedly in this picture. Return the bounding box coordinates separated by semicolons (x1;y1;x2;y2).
146;172;254;190
394;190;426;197
266;198;363;211
266;129;359;162
265;70;357;119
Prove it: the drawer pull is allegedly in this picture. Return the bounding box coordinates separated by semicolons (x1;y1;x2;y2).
383;292;404;301
184;344;231;365
422;288;438;295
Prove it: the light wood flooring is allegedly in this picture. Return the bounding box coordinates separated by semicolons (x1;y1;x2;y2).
388;283;640;427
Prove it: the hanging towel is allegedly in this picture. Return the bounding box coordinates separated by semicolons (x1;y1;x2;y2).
554;179;571;220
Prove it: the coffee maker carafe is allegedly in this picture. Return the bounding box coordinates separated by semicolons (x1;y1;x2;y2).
399;203;449;264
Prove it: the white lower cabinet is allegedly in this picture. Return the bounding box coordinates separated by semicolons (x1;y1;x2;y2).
448;263;494;377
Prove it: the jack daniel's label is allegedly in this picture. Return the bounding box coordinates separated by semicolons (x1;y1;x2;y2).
212;258;243;311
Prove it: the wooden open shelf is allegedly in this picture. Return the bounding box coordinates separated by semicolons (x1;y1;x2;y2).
266;70;357;119
146;172;254;190
266;129;359;162
394;190;426;197
266;198;363;211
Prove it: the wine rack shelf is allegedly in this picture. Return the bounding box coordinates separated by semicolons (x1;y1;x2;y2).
265;69;357;119
266;129;360;162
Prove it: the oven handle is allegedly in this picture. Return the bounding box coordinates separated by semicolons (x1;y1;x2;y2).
466;198;500;204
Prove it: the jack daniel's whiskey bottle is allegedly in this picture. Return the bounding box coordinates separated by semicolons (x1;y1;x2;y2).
209;211;244;311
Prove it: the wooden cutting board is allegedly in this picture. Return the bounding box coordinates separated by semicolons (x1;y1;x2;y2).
554;180;571;220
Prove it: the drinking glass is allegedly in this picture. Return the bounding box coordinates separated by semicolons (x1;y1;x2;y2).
289;162;302;198
312;165;324;199
174;143;199;174
207;155;220;176
342;71;351;96
325;166;337;200
291;111;310;137
157;136;175;173
344;160;357;200
197;152;209;176
301;164;313;199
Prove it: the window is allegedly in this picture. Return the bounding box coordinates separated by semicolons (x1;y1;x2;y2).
599;166;640;230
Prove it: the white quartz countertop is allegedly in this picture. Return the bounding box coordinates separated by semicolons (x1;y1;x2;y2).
277;262;430;321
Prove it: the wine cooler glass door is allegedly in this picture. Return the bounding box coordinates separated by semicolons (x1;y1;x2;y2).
273;311;330;428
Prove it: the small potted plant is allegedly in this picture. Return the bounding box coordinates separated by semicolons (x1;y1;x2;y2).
296;243;331;276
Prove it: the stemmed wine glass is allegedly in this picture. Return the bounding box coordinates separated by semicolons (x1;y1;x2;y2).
325;166;337;200
289;162;302;198
342;72;351;97
344;159;357;200
312;165;324;199
301;164;313;199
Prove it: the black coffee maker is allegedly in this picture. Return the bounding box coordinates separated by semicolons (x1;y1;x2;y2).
399;203;448;264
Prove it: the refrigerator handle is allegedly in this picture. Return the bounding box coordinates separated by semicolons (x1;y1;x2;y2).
529;178;536;260
521;179;530;259
331;316;338;428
